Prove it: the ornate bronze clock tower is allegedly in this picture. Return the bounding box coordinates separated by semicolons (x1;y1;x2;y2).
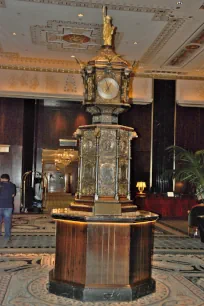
70;8;137;215
49;7;158;302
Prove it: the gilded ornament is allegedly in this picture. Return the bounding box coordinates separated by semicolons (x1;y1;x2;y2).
87;76;94;101
94;127;101;138
103;6;115;46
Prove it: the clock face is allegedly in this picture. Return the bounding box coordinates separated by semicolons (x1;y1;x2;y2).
97;77;119;100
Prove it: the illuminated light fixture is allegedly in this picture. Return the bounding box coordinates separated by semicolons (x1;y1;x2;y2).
71;55;75;58
54;149;78;167
134;41;138;45
12;32;17;36
78;13;84;17
177;1;183;4
0;145;10;153
136;181;146;194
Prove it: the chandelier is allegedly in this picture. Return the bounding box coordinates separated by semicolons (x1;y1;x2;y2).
54;149;77;167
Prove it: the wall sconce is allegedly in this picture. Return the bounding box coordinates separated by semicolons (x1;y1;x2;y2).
136;181;146;194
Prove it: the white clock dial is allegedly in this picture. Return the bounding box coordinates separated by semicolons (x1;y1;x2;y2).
97;77;119;100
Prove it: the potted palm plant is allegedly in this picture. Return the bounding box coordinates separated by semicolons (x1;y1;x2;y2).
166;146;204;202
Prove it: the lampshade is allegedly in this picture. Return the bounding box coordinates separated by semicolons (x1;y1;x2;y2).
136;181;146;193
136;182;146;188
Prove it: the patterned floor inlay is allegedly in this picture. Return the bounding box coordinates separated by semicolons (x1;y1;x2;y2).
0;235;55;250
154;236;204;251
1;235;203;254
10;214;56;233
0;253;204;305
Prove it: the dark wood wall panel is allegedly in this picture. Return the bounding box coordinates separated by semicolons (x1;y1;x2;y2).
0;98;24;145
152;80;175;193
119;104;152;194
0;98;24;186
130;222;154;284
22;99;35;175
176;106;204;150
40;102;92;149
55;221;87;284
0;146;22;187
86;223;130;285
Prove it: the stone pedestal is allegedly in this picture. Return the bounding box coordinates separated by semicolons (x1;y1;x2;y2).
49;210;158;302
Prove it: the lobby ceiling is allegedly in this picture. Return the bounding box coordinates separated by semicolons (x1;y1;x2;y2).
0;0;203;101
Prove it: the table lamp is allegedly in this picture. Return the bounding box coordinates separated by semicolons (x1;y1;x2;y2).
136;181;146;194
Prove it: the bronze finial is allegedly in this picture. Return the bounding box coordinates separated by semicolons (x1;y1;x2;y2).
102;6;115;46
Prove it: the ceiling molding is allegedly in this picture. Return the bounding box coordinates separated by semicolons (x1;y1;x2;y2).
0;64;80;74
164;25;204;68
19;0;173;15
17;1;191;66
0;64;204;80
0;48;79;68
140;18;186;64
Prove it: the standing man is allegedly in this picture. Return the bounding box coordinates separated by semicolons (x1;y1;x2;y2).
0;174;16;242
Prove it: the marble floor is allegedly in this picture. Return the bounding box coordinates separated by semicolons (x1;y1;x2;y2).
0;212;204;305
0;252;204;306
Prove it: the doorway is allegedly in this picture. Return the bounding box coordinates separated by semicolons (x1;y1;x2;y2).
42;149;78;194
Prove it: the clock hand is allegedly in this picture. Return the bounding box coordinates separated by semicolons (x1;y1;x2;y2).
108;83;112;90
105;80;109;92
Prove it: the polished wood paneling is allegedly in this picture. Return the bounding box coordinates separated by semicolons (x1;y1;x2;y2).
176;106;204;150
119;104;152;194
54;220;87;285
86;223;130;285
136;196;196;217
152;80;175;193
130;222;153;284
53;220;155;287
0;145;22;187
22;99;35;174
0;98;24;186
0;98;24;145
40;102;92;149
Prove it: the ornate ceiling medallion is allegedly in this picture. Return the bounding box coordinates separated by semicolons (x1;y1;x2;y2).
31;20;123;53
31;20;103;52
63;34;90;44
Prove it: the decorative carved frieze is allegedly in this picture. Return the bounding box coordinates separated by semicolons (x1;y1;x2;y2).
81;129;96;196
75;125;136;201
64;75;77;92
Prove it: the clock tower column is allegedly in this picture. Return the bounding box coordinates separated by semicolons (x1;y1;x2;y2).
70;44;138;215
49;7;158;302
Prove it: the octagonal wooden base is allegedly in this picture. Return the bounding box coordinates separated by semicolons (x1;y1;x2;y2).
49;272;155;302
49;216;156;302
